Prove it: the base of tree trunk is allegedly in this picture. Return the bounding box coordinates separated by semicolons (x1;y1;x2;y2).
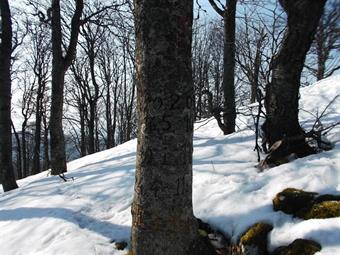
259;136;316;170
188;236;217;255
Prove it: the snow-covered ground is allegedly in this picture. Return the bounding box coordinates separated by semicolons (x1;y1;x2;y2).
1;76;340;255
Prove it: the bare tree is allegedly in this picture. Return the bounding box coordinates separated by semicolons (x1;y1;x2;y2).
78;21;105;154
18;72;35;177
192;20;211;119
264;0;327;156
98;34;121;149
0;0;18;191
208;0;237;134
28;21;51;175
50;0;83;175
306;0;340;80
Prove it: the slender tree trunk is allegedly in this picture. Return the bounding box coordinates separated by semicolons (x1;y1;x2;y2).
265;0;326;155
21;124;28;177
11;121;22;179
79;103;87;156
50;67;67;175
106;87;113;149
88;104;96;154
32;93;43;175
208;0;237;134
0;0;18;191
88;47;99;154
50;0;83;175
222;0;237;134
250;40;262;104
42;115;50;170
132;1;207;254
50;0;67;175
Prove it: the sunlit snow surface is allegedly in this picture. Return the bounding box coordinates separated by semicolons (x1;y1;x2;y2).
1;76;340;254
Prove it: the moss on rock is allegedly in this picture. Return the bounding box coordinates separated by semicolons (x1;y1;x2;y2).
304;201;340;219
272;188;317;217
273;188;340;219
239;222;273;255
272;239;321;255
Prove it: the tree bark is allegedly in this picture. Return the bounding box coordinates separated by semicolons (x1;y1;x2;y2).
42;113;50;171
31;80;45;174
222;0;237;134
50;0;83;175
11;121;22;179
131;0;202;254
0;0;18;191
207;0;237;134
21;123;28;177
265;0;326;155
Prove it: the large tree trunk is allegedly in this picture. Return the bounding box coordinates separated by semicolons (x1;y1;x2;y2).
265;0;326;155
222;0;237;134
0;0;18;192
131;0;204;254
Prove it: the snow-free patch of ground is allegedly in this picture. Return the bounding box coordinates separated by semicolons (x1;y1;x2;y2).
1;76;340;255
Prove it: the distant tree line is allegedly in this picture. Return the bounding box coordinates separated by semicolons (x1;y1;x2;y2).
0;0;338;192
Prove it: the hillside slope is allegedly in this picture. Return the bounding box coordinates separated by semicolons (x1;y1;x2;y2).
1;76;340;255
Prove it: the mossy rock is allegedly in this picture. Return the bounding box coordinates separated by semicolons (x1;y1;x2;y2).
315;194;340;203
273;188;317;217
304;201;340;219
239;222;273;255
273;188;340;219
271;239;321;255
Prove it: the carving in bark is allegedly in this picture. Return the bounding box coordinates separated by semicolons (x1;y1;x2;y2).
131;0;203;254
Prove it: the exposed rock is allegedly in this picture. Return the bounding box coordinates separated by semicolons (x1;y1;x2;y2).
273;188;340;219
271;239;321;255
304;201;340;219
272;188;317;217
314;194;340;203
239;222;273;255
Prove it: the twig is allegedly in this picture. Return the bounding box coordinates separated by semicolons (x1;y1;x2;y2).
59;173;75;182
